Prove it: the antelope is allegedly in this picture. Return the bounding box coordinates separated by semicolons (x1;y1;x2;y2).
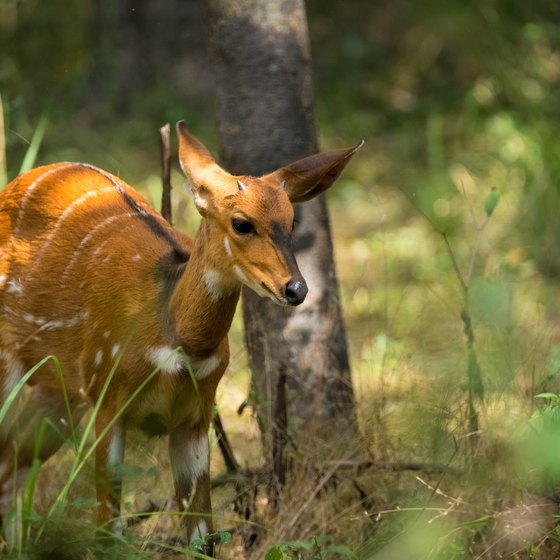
0;122;361;549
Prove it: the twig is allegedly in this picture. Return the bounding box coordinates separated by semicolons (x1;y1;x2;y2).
441;231;467;293
398;185;484;446
270;366;288;508
325;459;456;474
213;411;240;474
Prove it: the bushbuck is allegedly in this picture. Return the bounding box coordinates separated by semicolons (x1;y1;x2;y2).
0;122;361;548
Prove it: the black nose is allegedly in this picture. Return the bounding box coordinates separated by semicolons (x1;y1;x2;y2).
284;279;308;306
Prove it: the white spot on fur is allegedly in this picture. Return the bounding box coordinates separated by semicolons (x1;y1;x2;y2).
103;331;111;339
111;344;121;359
6;280;23;294
224;237;232;257
171;433;209;485
94;350;103;367
190;520;208;544
34;317;46;326
189;355;221;380
132;255;141;261
147;346;184;374
204;269;225;301
66;315;81;328
23;313;34;323
232;265;248;284
0;275;6;288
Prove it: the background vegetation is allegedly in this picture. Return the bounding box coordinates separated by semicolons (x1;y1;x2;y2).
2;0;560;558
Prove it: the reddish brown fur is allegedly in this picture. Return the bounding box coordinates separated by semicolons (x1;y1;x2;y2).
0;123;362;547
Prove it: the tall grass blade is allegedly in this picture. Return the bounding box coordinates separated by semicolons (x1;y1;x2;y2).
0;93;6;189
18;114;48;175
0;356;53;425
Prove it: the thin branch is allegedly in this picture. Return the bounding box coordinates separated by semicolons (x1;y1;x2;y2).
398;186;467;292
441;231;468;293
270;366;288;508
213;411;240;474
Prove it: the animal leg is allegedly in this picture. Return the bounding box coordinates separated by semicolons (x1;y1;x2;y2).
0;384;87;530
169;424;214;553
94;409;125;536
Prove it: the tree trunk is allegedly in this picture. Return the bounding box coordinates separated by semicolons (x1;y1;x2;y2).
205;0;358;453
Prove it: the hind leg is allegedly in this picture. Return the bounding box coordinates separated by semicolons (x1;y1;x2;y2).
0;384;88;525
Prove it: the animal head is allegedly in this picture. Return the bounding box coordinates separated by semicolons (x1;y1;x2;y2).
177;121;363;306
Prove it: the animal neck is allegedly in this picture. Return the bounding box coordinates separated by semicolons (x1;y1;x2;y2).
170;220;241;358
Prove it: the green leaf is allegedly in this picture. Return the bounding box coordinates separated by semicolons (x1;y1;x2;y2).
265;546;289;560
283;539;315;550
484;188;500;217
535;393;560;401
217;530;232;546
325;544;357;558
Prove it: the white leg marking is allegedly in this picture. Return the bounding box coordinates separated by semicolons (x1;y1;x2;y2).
107;423;125;467
1;353;24;399
190;520;208;543
189;355;221;380
107;422;125;535
94;350;103;367
171;433;209;485
224;237;232;258
147;346;184;374
0;355;24;440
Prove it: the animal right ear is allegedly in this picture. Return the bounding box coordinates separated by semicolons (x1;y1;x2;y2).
263;140;364;204
176;121;228;216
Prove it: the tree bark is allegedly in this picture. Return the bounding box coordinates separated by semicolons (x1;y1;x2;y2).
205;0;358;452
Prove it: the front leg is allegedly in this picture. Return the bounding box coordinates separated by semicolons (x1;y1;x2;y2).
169;424;214;551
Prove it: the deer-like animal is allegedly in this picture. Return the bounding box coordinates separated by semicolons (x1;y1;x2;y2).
0;122;361;547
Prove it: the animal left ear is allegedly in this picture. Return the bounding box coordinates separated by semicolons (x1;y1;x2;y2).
263;140;364;203
176;120;231;217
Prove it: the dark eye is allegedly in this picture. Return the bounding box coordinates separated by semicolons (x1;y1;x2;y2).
232;218;255;235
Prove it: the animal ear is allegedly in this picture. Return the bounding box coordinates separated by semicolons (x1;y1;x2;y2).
264;140;364;203
176;121;229;216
